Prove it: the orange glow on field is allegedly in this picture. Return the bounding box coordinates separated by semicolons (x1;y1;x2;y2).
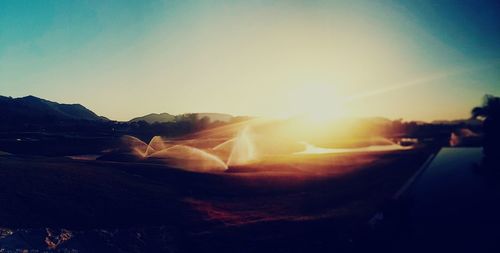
119;118;411;173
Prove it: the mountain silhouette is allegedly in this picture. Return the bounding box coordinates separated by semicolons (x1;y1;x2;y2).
129;113;176;124
431;118;482;126
0;95;108;124
195;113;233;122
129;112;233;123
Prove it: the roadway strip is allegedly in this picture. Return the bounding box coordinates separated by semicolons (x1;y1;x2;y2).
393;150;438;200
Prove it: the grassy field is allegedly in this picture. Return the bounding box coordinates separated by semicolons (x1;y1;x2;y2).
0;148;433;252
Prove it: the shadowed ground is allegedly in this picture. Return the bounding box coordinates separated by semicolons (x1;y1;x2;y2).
0;148;432;252
376;148;500;253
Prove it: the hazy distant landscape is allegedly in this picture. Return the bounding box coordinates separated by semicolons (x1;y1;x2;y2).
0;94;486;252
0;95;481;157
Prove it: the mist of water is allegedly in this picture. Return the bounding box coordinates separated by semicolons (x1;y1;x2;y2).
212;138;236;151
121;135;150;157
121;126;409;172
120;126;259;172
120;135;227;172
145;136;167;156
227;126;258;166
150;145;228;172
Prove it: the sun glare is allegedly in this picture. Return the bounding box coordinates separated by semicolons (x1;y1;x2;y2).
285;83;348;123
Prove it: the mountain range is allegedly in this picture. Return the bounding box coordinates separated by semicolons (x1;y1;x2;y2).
129;113;176;123
0;95;107;123
0;95;234;125
129;112;233;124
0;95;482;127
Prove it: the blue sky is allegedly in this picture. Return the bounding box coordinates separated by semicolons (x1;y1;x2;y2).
0;0;499;121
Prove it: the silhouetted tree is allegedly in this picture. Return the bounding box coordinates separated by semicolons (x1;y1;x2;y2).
196;116;211;130
471;95;500;162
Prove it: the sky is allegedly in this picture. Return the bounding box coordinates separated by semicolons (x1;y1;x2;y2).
1;0;499;121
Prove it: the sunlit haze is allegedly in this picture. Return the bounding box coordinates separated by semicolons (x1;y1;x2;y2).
1;0;499;121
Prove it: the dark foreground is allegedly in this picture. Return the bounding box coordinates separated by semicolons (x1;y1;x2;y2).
0;148;432;252
376;148;500;253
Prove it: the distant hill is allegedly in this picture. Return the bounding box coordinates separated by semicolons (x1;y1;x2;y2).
431;118;482;126
130;113;176;124
129;112;233;124
194;113;233;122
0;95;108;124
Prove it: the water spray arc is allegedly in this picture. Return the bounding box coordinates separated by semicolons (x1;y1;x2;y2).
122;126;258;172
